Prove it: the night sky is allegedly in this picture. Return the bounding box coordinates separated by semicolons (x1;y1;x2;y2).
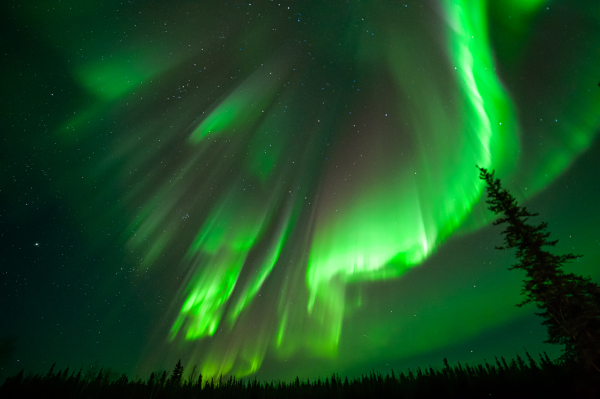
1;0;599;383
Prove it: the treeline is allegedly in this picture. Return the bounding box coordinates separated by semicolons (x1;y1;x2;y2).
1;353;598;398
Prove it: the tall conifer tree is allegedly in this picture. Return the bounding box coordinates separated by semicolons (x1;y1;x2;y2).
478;167;600;372
170;360;184;386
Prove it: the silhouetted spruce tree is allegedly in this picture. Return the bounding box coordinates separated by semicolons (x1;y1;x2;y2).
170;359;184;386
478;167;600;372
196;372;203;390
159;370;167;387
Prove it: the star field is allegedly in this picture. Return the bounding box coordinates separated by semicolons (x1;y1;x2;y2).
1;0;599;382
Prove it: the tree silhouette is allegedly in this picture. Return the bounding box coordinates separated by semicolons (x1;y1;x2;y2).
159;370;167;387
1;355;597;398
478;167;600;373
170;359;184;386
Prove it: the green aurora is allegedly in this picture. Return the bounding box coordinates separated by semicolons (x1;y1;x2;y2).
1;0;599;382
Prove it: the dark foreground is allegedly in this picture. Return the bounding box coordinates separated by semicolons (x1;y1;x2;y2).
1;353;599;398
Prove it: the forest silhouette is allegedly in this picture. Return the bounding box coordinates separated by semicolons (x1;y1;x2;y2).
1;352;599;398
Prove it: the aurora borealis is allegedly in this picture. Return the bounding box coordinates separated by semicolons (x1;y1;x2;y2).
1;0;599;382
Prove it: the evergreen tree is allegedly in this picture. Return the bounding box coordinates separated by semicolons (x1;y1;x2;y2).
159;370;167;387
148;371;155;386
45;363;56;379
478;167;600;372
170;359;184;386
196;372;203;390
